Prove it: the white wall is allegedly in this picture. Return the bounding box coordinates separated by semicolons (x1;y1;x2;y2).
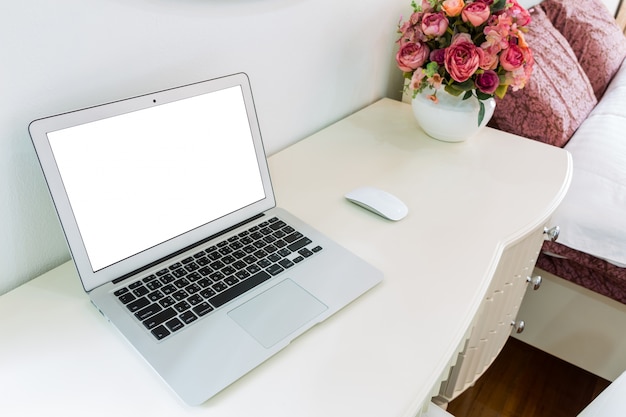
1;0;406;295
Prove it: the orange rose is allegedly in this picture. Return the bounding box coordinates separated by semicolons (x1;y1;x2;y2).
442;0;465;17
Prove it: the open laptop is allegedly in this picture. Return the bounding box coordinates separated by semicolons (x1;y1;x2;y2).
29;72;382;405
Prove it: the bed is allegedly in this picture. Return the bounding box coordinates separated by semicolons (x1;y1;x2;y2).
489;0;626;306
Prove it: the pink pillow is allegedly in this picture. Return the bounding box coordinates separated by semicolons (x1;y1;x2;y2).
542;0;626;99
489;6;597;148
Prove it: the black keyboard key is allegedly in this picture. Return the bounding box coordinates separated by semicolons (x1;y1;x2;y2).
161;284;176;295
224;276;239;286
172;290;188;301
312;246;323;253
172;268;187;278
246;264;261;274
232;260;247;270
267;264;285;276
186;283;201;294
200;288;216;299
235;270;250;280
196;256;209;266
221;265;236;276
187;272;201;281
159;296;176;308
209;271;225;282
197;278;212;288
143;274;158;283
199;266;213;277
147;290;164;302
166;318;185;333
287;237;312;252
118;292;136;304
180;311;197;324
279;259;294;269
268;253;282;263
126;297;150;312
284;231;302;243
143;307;176;330
174;300;191;313
185;262;199;272
192;302;214;317
151;325;170;340
270;220;286;230
135;303;163;321
222;255;237;265
174;278;190;289
210;260;225;270
159;273;175;284
146;280;162;291
132;285;149;297
187;294;203;305
212;282;228;292
209;271;271;308
257;258;271;268
114;287;129;296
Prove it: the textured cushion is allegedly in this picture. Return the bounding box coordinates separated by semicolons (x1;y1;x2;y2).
542;0;626;99
489;6;597;148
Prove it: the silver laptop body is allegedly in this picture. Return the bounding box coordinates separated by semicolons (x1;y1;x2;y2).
29;73;382;405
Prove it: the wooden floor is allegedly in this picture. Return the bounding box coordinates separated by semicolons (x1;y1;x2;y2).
445;337;611;417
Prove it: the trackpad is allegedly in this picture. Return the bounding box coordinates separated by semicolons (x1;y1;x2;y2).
228;279;328;348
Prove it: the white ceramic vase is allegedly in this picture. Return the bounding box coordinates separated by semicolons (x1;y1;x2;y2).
411;88;496;143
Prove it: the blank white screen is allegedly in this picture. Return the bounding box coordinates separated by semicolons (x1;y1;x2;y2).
48;86;265;272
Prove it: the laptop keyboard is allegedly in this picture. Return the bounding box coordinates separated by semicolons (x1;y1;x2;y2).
113;217;323;341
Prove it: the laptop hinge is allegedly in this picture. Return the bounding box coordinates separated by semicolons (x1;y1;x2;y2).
112;213;266;284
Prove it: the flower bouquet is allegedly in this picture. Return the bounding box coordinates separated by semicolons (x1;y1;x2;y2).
396;0;534;125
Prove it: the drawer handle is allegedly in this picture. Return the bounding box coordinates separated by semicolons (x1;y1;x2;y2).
543;226;560;242
526;275;542;290
511;320;525;334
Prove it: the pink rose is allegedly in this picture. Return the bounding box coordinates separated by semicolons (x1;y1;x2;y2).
475;70;499;94
477;47;498;70
421;12;449;37
506;0;532;26
499;43;525;71
509;46;534;90
462;2;491;27
396;42;430;72
444;33;480;82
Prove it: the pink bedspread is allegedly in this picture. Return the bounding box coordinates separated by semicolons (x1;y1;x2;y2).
538;241;626;304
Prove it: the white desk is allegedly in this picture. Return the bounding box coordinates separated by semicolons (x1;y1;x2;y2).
0;98;571;416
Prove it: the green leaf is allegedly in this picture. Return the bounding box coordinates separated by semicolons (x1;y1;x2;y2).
490;0;507;13
478;101;485;127
495;84;508;99
444;85;464;96
476;90;492;101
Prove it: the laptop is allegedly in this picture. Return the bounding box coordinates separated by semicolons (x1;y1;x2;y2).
29;72;382;405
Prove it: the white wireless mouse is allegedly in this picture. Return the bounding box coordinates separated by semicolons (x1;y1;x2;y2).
345;186;408;221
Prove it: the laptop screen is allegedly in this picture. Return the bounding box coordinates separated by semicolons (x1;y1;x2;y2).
30;73;276;291
47;85;265;272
